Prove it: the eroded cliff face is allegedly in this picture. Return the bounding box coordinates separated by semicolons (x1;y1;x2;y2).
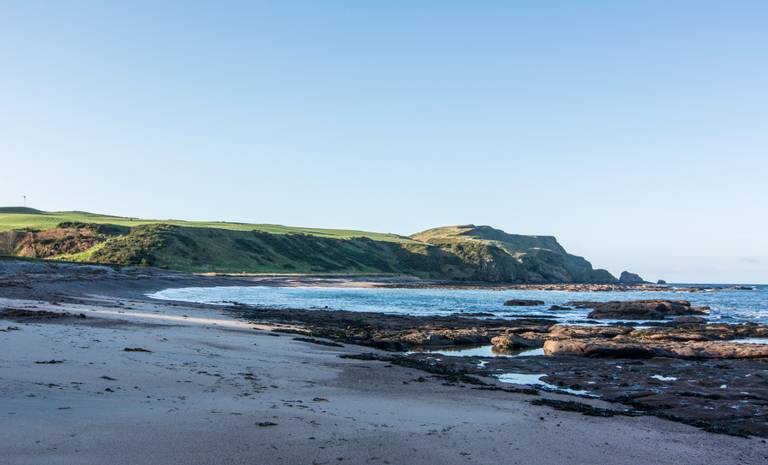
0;223;128;259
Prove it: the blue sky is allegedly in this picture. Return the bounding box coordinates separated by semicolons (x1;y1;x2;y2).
1;1;766;283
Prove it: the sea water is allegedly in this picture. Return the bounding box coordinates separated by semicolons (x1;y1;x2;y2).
149;284;768;325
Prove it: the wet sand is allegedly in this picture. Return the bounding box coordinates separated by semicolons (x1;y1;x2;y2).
1;262;766;464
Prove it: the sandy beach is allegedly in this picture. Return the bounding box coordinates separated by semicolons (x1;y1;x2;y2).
1;263;767;465
4;1;767;462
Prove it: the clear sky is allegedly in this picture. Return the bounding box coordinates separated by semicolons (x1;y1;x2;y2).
1;1;766;283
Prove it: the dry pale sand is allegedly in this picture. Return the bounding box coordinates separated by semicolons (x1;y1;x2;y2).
1;295;766;465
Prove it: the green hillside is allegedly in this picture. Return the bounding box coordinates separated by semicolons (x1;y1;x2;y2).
0;207;413;243
412;225;616;283
0;208;617;283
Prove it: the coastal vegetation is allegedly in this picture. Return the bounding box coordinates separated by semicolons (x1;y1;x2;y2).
0;208;616;283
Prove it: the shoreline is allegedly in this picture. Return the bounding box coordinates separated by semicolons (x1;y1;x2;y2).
174;273;724;292
1;260;767;464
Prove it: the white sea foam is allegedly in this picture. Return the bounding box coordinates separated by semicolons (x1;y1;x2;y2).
651;375;678;382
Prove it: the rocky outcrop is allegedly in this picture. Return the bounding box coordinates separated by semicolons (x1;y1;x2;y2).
490;334;543;350
399;329;491;347
410;225;618;284
541;322;768;359
504;299;544;307
619;271;646;284
628;323;768;342
586;300;709;320
547;324;633;339
543;338;768;359
451;350;768;437
543;322;768;343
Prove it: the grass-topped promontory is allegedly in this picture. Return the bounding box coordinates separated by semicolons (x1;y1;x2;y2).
0;208;617;283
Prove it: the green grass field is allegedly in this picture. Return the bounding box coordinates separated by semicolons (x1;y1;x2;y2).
0;208;416;244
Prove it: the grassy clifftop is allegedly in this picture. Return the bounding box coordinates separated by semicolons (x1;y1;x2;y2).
0;208;617;283
0;208;413;243
413;225;567;254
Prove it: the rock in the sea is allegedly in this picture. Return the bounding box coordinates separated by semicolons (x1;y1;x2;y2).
732;285;755;291
672;315;707;325
504;299;545;307
490;334;543;350
542;338;768;359
548;305;571;311
657;279;667;285
587;300;709;320
619;271;646;284
563;301;603;308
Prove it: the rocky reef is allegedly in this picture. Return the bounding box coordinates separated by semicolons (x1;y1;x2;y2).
543;339;768;359
232;298;768;437
583;300;710;320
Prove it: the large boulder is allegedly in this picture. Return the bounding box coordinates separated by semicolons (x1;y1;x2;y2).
587;300;709;320
619;271;646;284
543;338;768;359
